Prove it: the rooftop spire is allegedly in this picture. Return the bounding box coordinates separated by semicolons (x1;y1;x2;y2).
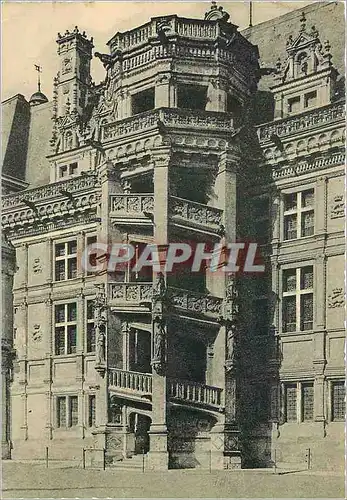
34;64;42;92
29;64;48;107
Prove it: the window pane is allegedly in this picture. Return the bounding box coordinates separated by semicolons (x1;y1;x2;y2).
57;397;66;427
68;258;77;279
285;385;297;422
283;296;296;332
301;211;314;237
87;323;96;353
302;383;314;421
67;303;77;322
302;189;314;208
67;326;77;354
68;240;77;255
284;269;296;292
301;267;313;290
284;214;297;240
288;97;300;113
284;193;297;211
89;395;96;427
69;396;78;427
55;327;65;355
55;304;66;323
55;243;66;257
332;381;345;421
301;294;313;331
55;261;66;281
87;300;95;320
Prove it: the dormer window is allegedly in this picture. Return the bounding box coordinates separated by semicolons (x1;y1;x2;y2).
58;162;79;179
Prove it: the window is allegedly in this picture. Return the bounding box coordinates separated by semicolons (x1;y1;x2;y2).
177;84;207;110
59;165;68;178
132;88;155;115
57;395;78;428
288;96;301;113
302;383;314;421
282;266;313;332
88;395;96;427
332;381;345;421
284;189;314;240
69;162;78;176
284;382;314;422
86;300;95;353
54;303;77;355
86;235;97;276
304;90;317;108
55;240;77;281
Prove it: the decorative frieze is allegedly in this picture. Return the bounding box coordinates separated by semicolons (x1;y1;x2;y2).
271;152;345;180
110;194;154;215
109;283;153;305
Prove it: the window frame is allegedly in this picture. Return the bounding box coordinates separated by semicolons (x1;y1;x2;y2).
283;381;314;423
85;298;96;353
331;380;345;422
281;265;314;333
54;301;77;356
56;395;79;428
88;394;96;428
54;239;78;282
283;188;315;241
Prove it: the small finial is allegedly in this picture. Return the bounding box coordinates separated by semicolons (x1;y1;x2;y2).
34;64;42;92
324;39;331;52
276;58;282;72
299;12;306;32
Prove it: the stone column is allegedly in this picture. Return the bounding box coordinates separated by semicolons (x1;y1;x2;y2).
315;177;328;236
147;148;170;470
155;74;170;108
212;150;241;469
44;296;53;440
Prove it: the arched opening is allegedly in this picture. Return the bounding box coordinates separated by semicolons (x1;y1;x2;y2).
129;413;151;454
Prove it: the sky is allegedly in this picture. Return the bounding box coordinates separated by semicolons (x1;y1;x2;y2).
2;1;315;102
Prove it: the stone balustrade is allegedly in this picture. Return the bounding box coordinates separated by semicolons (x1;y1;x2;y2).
110;194;154;216
257;101;345;143
2;174;98;210
108;368;223;410
168;379;222;409
108;282;222;319
170;196;222;230
108;16;219;54
109;282;153;305
109;368;153;394
109;194;223;233
168;287;222;319
102;107;234;141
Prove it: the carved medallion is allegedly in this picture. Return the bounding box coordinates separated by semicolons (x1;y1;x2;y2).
32;258;42;274
327;288;344;308
32;324;42;343
330;195;345;219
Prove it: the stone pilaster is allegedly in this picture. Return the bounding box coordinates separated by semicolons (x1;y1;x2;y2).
155;74;170;108
147;149;170;470
315;177;328;235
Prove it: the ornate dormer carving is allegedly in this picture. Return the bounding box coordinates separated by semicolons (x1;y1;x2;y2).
271;13;338;120
204;1;230;22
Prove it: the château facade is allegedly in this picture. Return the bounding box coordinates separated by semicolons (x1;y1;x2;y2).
1;2;345;470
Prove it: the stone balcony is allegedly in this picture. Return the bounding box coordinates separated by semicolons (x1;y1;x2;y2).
108;368;223;411
108;16;226;54
102;107;234;143
108;282;222;320
257;100;345;144
109;193;223;235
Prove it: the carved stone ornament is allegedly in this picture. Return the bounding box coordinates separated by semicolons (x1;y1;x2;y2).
153;272;166;300
32;257;42;274
32;324;42;343
94;285;108;375
152;315;166;375
327;288;344;308
330;195;345;219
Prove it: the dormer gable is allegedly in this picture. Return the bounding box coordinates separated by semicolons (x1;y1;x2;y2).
271;12;338;120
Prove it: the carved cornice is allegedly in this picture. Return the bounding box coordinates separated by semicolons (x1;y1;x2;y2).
270;151;345;181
